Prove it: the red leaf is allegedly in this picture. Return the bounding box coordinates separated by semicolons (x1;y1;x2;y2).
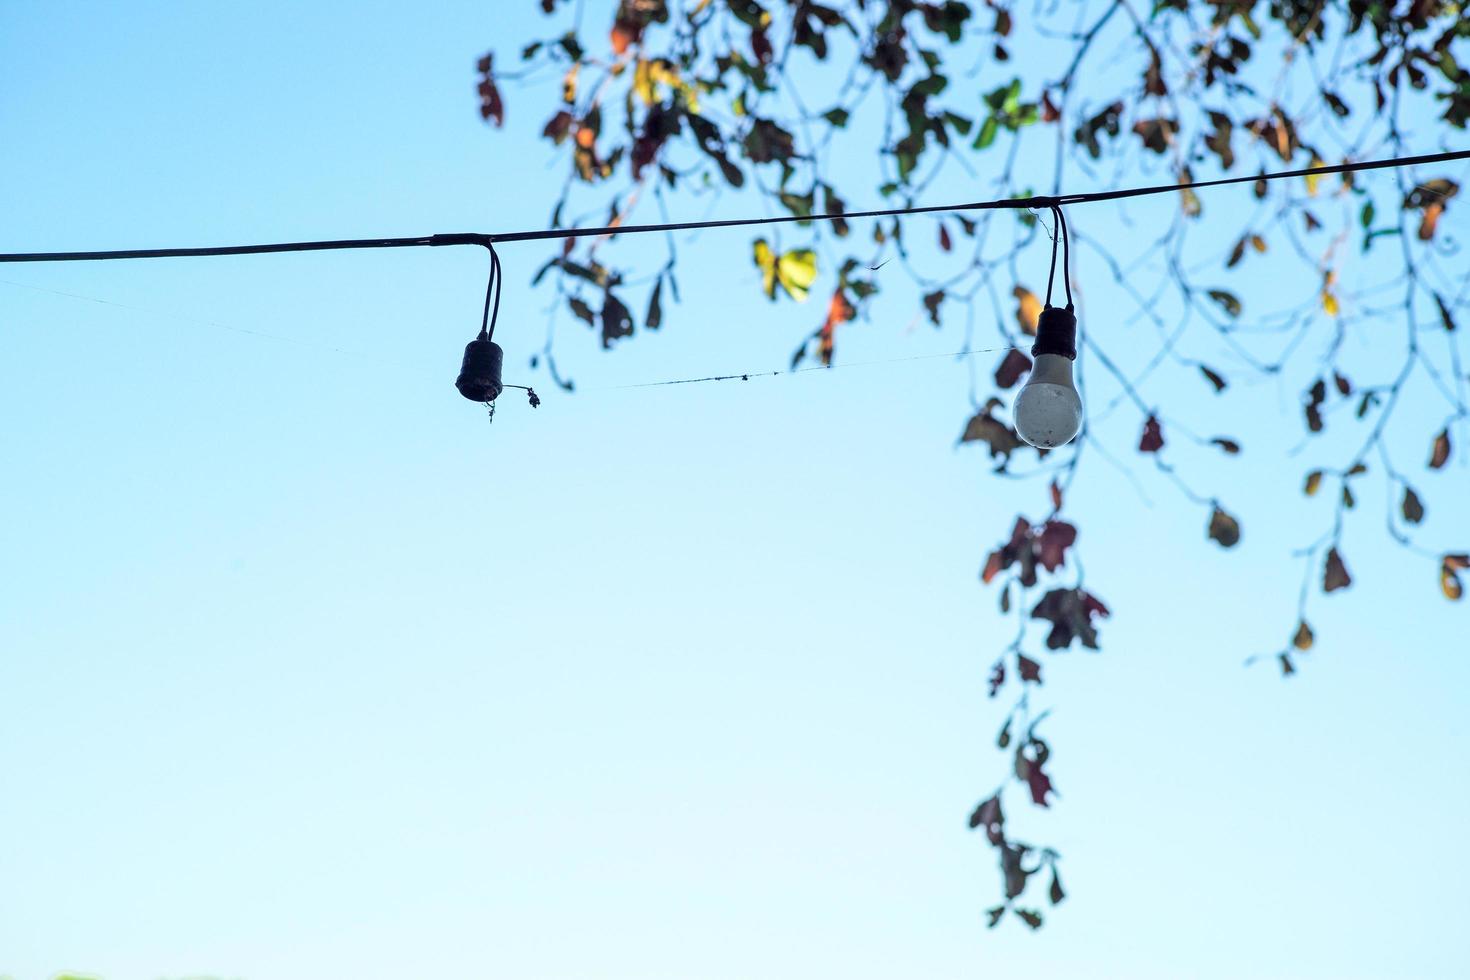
938;223;953;252
1139;415;1165;453
1041;91;1060;123
1018;654;1043;684
751;26;773;65
1025;761;1054;807
1049;480;1063;511
994;349;1033;389
477;63;505;126
1036;521;1077;572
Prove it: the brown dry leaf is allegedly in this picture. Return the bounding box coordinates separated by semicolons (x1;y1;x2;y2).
1402;487;1425;524
1292;620;1314;651
1429;429;1451;469
1208;506;1241;548
1323;548;1353;593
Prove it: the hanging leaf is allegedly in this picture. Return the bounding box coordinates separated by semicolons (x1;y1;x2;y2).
1304;155;1326;196
1443;554;1469;601
1138;415;1165;453
1402;486;1425;524
776;249;818;301
1208;506;1241;548
1292;620;1314;651
1323;548;1353;593
1226;237;1247;268
1018;654;1043;684
600;291;635;347
960;401;1024;461
1304;470;1323;496
995;349;1033;389
1015;908;1044;930
1200;364;1228;392
1211;437;1241;454
752;240;817;302
1207;289;1242;318
1434;293;1457;332
1013;285;1042;335
645;278;664;330
753;238;778;298
1429;429;1451;469
1049;870;1066;905
568;296;596;325
924;289;946;325
985;905;1007;928
476;53;506;126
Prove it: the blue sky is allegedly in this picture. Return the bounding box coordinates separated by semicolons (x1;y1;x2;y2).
2;3;1467;978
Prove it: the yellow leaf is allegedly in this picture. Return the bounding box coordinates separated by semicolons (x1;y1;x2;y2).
562;64;579;104
1322;291;1339;317
1250;234;1267;253
1013;285;1041;335
633;58;655;105
1443;567;1464;601
753;238;777;299
1305;156;1325;197
1304;470;1322;496
776;248;818;302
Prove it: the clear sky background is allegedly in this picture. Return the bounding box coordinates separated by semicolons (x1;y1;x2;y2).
1;3;1467;979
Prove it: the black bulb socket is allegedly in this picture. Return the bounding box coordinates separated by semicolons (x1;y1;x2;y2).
455;337;505;402
1031;306;1077;360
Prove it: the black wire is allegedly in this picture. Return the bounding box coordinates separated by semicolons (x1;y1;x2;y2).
0;235;449;263
1044;207;1061;309
480;243;502;340
490;245;503;338
0;149;1462;264
1056;207;1073;309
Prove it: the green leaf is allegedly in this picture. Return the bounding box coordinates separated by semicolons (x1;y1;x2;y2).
974;115;999;149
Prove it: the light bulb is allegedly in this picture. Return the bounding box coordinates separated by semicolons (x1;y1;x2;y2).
1013;306;1082;449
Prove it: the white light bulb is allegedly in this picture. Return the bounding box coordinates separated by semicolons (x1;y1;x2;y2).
1014;352;1082;449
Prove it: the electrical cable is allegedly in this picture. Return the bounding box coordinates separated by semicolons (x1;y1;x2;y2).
0;149;1463;263
1056;206;1073;309
1044;207;1061;308
480;242;503;340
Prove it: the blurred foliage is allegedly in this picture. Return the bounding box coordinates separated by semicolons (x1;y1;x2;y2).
479;0;1469;925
